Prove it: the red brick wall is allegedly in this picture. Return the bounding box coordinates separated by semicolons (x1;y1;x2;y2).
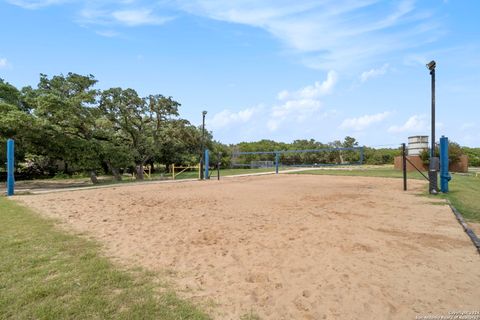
394;155;469;173
394;156;427;172
450;155;468;173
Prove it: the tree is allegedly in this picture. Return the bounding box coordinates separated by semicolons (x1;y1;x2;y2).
0;81;38;170
0;79;21;107
342;136;360;163
99;88;151;179
99;89;182;180
30;73;102;183
420;141;464;166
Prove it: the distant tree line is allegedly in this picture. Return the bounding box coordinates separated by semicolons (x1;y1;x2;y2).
230;137;364;166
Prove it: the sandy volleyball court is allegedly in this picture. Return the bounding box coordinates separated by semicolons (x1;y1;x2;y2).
15;174;480;319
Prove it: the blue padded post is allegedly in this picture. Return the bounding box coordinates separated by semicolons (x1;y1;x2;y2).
440;136;451;193
204;149;209;179
7;139;15;196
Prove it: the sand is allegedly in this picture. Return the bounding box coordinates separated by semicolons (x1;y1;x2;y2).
15;174;480;319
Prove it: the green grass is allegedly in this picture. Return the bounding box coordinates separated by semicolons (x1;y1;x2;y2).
165;167;277;180
0;197;210;320
437;173;480;222
291;167;428;180
292;167;480;223
240;311;261;320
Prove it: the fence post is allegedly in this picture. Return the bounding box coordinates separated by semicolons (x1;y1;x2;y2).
7;139;15;196
402;143;407;191
440;136;451;193
275;152;279;174
217;152;221;181
204;149;209;179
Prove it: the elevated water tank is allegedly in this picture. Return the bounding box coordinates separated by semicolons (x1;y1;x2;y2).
408;135;429;156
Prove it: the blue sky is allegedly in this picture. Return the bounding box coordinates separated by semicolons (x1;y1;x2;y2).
1;0;479;147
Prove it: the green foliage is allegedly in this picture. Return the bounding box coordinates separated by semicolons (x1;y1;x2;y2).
0;73;210;181
462;147;480;167
364;147;400;165
420;141;464;165
0;79;22;107
230;137;363;167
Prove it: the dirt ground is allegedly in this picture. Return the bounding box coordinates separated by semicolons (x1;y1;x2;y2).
15;175;480;319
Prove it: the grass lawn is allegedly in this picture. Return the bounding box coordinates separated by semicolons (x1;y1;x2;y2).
165;167;277;180
0;197;210;320
437;173;480;222
291;166;428;180
292;166;480;223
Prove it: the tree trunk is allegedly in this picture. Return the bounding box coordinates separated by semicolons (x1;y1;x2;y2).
111;167;122;181
136;164;144;180
90;170;99;184
106;161;122;181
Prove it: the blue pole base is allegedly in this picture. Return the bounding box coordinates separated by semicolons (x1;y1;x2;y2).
7;139;15;196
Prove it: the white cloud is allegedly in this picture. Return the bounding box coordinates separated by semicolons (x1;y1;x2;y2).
8;0;442;67
360;64;389;82
209;107;257;128
175;0;440;70
0;58;8;69
268;71;337;131
278;70;338;100
111;9;172;26
79;7;173;27
6;0;67;9
388;114;427;133
340;111;391;131
268;98;321;131
210;72;337;133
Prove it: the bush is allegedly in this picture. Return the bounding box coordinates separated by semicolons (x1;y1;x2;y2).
364;148;400;165
420;141;463;165
462;147;480;167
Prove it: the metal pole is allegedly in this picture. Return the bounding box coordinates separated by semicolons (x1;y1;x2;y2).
217;152;221;181
200;110;207;180
7;139;15;196
430;68;435;159
402;143;407;191
427;60;438;194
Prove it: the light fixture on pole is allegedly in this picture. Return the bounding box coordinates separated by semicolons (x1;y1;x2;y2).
426;60;438;194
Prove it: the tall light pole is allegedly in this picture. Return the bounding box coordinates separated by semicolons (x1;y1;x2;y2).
200;110;207;180
426;60;438;194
